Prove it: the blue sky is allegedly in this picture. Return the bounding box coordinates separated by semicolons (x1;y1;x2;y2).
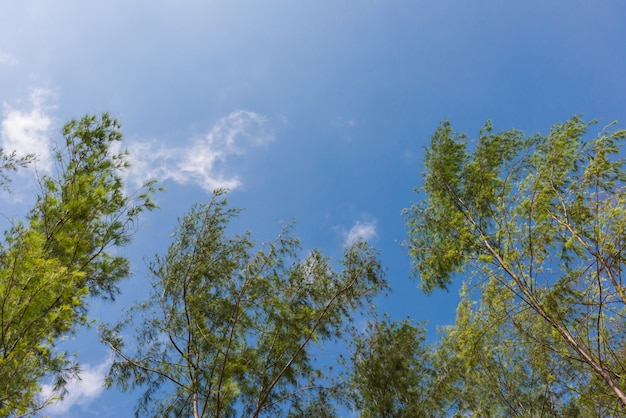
1;1;626;416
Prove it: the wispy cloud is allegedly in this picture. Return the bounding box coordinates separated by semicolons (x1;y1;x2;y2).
126;110;274;192
335;116;357;141
338;117;356;128
1;88;55;172
0;51;18;66
340;216;378;246
40;356;113;416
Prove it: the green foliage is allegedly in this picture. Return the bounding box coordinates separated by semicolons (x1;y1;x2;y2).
0;148;33;191
406;116;626;411
286;390;337;418
431;283;585;417
0;114;158;415
32;113;159;300
345;316;438;417
102;189;387;418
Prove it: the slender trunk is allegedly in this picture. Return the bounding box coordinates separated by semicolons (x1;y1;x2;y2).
544;313;626;405
481;233;626;407
193;391;199;418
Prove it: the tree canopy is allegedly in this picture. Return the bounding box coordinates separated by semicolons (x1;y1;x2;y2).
0;114;158;415
2;113;625;417
406;116;626;414
344;316;437;417
101;189;387;418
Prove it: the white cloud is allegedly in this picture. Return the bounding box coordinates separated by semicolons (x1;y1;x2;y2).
0;51;18;66
126;110;273;192
40;356;113;416
335;116;357;141
336;116;357;128
1;89;55;172
343;218;378;246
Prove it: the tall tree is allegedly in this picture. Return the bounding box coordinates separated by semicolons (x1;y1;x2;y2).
406;116;626;412
0;114;158;415
430;284;587;416
0;148;33;191
101;190;387;418
344;316;438;417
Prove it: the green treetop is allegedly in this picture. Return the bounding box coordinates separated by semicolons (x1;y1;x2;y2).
406;116;626;414
0;114;158;415
102;189;387;418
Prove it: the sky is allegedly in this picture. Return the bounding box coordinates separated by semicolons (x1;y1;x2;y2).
1;1;626;416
